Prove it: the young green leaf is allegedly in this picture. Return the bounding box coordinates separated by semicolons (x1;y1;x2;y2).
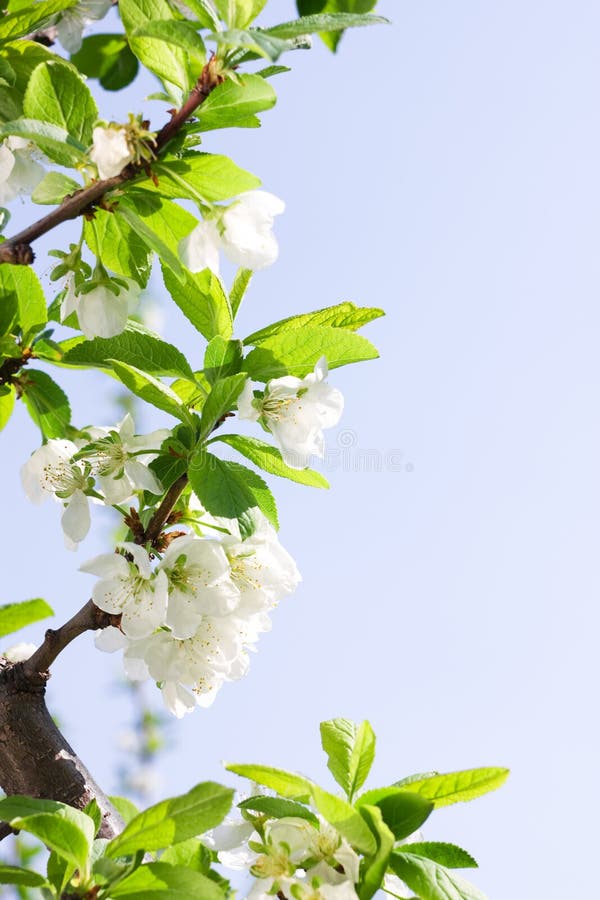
188;452;278;528
120;0;193;100
108;796;140;827
399;843;478;869
62;329;195;380
106;782;233;857
320;718;376;800
0;387;15;432
0;597;53;638
229;268;252;318
357;805;395;900
0;797;94;873
116;204;185;282
244;324;379;380
21;370;71;439
85;211;152;287
238;796;318;824
270;10;389;41
189;74;276;132
244;302;384;345
389;852;487;900
225;763;313;800
110;360;191;422
212;434;329;488
70;34;139;92
310;785;376;855
144;153;260;204
132;20;206;61
162;264;233;342
0;864;46;887
0;0;77;42
203;337;243;383
109;861;225;899
214;0;268;28
160;838;211;872
0;264;46;341
0;42;56;122
0;119;87;168
199;373;247;439
31;171;81;205
23;60;98;146
394;768;510;808
356;788;433;841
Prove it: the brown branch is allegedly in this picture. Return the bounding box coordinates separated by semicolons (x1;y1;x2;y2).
141;473;188;547
0;57;224;266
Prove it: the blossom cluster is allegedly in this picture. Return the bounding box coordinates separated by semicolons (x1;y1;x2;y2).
209;815;362;900
91;512;301;717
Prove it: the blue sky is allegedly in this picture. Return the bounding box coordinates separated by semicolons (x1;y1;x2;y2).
2;2;599;896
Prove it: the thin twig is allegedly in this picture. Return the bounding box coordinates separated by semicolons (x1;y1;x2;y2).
141;474;189;547
0;58;224;265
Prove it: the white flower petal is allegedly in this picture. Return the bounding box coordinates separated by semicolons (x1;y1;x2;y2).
161;681;197;718
94;626;128;652
179;220;221;274
61;490;90;544
77;284;129;339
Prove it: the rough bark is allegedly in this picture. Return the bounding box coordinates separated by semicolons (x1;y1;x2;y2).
0;660;123;838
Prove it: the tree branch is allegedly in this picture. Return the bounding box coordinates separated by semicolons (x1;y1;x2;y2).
0;57;224;266
142;473;188;547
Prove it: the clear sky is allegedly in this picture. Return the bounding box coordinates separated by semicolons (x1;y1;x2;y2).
2;2;599;896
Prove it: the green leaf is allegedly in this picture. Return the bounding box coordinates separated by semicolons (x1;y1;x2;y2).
225;763;313;800
31;171;80;205
203;336;242;383
23;60;97;147
244;302;384;345
356;789;433;841
214;0;268;28
0;41;56;123
0;864;46;887
320;718;376;801
238;795;318;824
394;768;510;808
189;74;276;132
84;210;151;287
132;20;206;61
0;264;46;341
120;0;193;100
389;852;487;900
71;34;139;92
199;373;247;439
46;851;74;895
310;785;376;855
110;861;225;899
188;452;278;528
117;203;185;281
63;328;194;379
107;782;233;857
399;843;478;869
162;264;233;341
210;28;308;62
21;370;71;438
275;9;388;41
357;805;394;900
160;838;211;872
142;153;260;204
0;0;77;42
110;360;190;422
0;597;53;638
212;434;329;488
229;268;252;318
0;797;94;873
0;118;87;167
244;324;379;380
108;796;140;827
0;386;15;432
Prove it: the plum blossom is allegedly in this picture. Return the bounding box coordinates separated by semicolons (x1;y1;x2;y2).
56;0;112;54
180;190;284;275
239;357;344;468
80;543;168;638
2;642;37;662
89;125;135;180
157;534;240;639
0;137;44;205
21;439;93;548
61;275;140;339
76;413;169;504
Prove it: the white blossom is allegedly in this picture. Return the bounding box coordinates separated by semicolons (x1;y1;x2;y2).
80;543;168;638
56;0;112;54
180;190;284;275
90;125;135;180
0;137;44;205
79;413;168;504
2;642;37;662
157;534;240;639
239;357;344;468
62;278;139;339
21;440;92;548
